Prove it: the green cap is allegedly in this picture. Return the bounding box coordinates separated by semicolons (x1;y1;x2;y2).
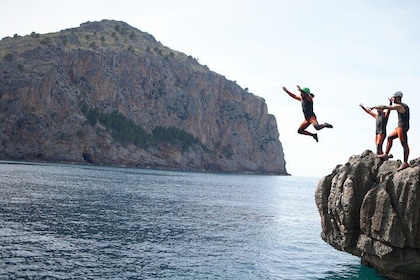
302;87;311;94
301;87;314;97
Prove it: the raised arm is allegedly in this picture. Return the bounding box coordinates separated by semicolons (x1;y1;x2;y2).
384;98;393;118
359;103;377;118
282;86;301;101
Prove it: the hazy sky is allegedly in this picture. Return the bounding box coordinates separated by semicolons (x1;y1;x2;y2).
1;0;419;177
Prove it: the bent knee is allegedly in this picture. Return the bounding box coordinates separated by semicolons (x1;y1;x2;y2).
388;135;397;140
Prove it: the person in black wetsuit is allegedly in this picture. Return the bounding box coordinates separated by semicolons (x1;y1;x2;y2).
360;99;392;154
282;85;333;142
370;91;410;171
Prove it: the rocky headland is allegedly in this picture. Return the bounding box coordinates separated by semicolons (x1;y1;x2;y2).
0;20;287;174
316;150;420;279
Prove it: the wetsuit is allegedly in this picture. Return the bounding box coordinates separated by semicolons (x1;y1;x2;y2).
375;113;388;135
398;103;410;131
301;95;316;121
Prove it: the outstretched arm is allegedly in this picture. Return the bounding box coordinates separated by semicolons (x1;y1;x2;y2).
282;86;301;101
370;105;390;110
384;98;393;118
359;103;376;118
371;103;403;113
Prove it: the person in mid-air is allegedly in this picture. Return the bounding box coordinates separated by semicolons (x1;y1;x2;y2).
282;85;333;142
360;98;392;155
370;91;410;171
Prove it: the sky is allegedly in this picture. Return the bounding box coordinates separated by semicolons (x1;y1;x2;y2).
1;0;419;177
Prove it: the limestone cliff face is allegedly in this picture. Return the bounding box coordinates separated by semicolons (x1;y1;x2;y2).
0;20;287;174
316;150;420;280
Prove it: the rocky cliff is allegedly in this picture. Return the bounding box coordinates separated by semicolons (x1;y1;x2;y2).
316;150;420;280
0;20;287;174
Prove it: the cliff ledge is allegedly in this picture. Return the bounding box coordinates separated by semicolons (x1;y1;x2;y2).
316;150;420;280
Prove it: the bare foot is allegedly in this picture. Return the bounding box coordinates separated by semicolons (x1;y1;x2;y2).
397;162;409;171
377;154;389;160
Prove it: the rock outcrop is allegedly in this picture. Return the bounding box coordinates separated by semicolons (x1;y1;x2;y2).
316;150;420;280
0;20;288;174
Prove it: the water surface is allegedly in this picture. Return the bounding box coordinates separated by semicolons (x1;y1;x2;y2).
0;162;384;279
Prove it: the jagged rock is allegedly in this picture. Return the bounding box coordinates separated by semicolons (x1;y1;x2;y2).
315;150;420;280
0;20;288;174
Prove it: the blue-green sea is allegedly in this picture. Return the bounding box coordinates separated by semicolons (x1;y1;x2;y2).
0;161;385;279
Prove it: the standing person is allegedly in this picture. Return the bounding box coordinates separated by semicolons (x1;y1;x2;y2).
359;99;392;155
370;91;410;171
282;85;333;142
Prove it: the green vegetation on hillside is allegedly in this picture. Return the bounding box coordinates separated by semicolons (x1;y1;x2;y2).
152;126;200;150
81;105;200;150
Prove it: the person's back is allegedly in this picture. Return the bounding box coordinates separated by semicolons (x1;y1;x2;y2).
375;112;388;135
301;94;314;120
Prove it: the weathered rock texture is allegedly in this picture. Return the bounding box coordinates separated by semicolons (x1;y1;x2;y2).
0;20;287;174
316;150;420;280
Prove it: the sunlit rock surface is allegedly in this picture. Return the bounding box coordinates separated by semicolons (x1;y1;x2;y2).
0;20;287;174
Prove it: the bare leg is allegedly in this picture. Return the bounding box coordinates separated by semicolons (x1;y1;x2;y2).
379;130;397;160
297;120;318;142
376;134;386;154
397;128;409;171
309;116;333;131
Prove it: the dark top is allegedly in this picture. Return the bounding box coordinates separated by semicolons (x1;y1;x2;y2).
301;95;315;120
375;113;388;135
398;103;410;131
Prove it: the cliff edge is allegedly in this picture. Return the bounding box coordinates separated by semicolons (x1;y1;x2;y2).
315;150;420;280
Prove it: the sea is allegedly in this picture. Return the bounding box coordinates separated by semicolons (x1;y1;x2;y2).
0;161;386;279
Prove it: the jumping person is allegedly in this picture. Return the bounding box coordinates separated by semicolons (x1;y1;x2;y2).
282;85;333;142
360;99;392;155
370;91;410;171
